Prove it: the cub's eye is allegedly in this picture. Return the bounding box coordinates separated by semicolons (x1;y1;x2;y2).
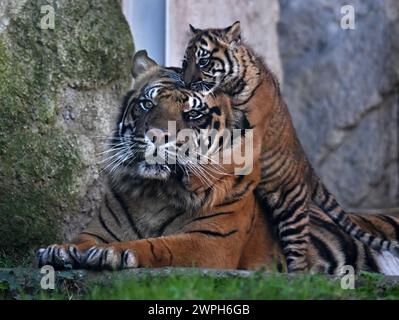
139;100;154;112
185;110;204;120
198;58;210;68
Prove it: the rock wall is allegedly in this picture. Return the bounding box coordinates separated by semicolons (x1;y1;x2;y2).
166;0;283;83
0;0;133;260
278;0;399;209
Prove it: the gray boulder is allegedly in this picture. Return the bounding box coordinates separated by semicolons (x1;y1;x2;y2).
278;0;399;208
0;0;133;260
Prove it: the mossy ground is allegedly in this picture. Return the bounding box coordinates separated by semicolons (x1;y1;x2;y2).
0;0;133;259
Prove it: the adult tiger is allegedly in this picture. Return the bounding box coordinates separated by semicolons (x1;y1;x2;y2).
36;51;399;275
36;50;284;271
182;21;399;272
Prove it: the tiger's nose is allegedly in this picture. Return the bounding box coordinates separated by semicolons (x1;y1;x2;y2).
183;72;193;85
187;72;203;89
183;61;202;85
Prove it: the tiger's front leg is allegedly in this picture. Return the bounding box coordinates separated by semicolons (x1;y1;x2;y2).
36;234;100;269
83;232;244;270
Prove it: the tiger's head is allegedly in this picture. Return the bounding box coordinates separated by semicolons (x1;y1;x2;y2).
182;21;244;92
105;50;253;188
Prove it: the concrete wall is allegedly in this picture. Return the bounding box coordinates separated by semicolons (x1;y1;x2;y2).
166;0;283;82
122;0;165;64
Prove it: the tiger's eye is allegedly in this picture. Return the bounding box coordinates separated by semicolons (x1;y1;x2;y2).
198;58;210;68
139;100;153;111
145;101;153;108
186;110;203;120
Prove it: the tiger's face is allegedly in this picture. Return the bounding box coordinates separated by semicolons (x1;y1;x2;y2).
182;21;242;92
106;50;235;183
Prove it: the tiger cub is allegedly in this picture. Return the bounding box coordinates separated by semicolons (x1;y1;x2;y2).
36;50;284;271
182;21;399;272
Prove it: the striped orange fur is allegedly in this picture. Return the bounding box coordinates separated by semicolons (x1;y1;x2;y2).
36;51;284;271
182;21;399;272
36;51;399;275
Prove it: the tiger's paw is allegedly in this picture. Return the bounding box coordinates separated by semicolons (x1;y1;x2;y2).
36;244;82;270
83;246;137;270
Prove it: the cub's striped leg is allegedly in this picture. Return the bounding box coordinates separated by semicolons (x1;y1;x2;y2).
258;181;310;273
276;204;310;272
36;234;100;269
278;222;309;272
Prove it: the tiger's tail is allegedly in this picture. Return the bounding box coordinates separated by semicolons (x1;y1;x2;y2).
313;180;399;257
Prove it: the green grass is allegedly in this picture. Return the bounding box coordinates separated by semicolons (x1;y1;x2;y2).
1;258;397;300
0;251;32;268
33;271;399;300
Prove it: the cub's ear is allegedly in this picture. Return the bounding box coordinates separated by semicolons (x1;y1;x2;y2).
131;50;157;78
189;24;200;35
224;21;241;43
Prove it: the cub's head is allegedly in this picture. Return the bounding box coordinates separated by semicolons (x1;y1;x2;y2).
106;50;241;183
182;21;242;91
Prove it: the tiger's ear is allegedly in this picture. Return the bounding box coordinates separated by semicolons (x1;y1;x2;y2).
224;21;241;44
189;24;200;35
131;50;157;78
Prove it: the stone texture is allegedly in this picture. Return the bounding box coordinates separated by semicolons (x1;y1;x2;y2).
0;0;133;259
166;0;283;83
278;0;399;209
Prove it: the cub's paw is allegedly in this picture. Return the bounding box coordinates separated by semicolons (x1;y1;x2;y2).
84;246;137;270
36;244;82;269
